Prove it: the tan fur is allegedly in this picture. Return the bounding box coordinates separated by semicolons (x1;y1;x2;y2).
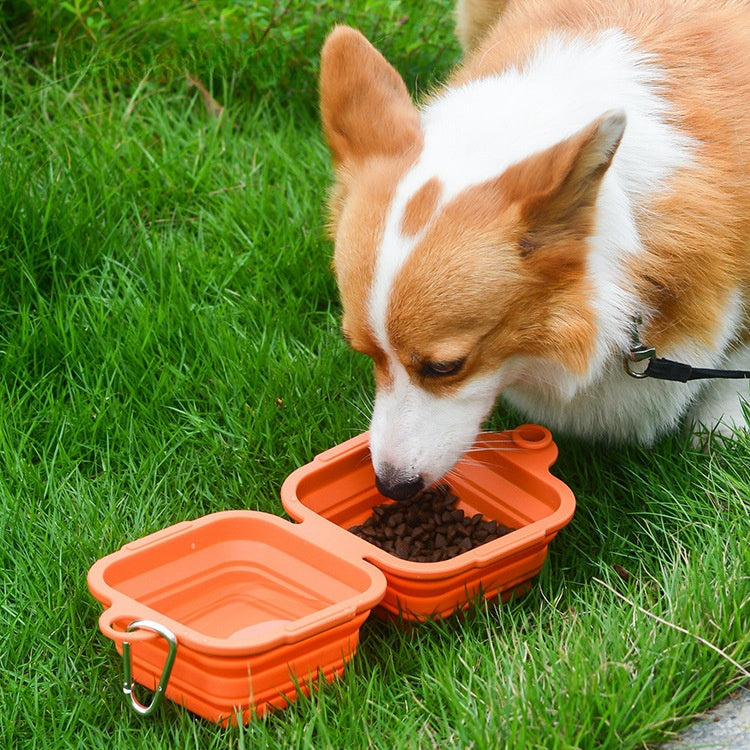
325;2;750;364
330;158;413;367
319;26;422;168
320;25;426;387
401;177;443;237
455;0;513;51
451;0;750;352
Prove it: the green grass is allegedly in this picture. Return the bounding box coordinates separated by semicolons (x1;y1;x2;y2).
1;2;748;748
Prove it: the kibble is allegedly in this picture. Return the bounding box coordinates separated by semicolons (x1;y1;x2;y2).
348;484;514;562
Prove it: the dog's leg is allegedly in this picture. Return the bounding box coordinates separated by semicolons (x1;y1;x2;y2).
686;342;750;442
455;0;512;52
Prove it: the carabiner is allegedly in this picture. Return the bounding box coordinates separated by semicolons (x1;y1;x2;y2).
121;619;177;717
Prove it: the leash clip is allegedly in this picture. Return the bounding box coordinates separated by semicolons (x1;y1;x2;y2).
624;316;656;378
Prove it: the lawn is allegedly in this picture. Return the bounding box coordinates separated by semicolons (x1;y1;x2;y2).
1;2;748;748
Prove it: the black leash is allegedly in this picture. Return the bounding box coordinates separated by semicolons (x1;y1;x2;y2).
634;357;750;382
625;317;750;382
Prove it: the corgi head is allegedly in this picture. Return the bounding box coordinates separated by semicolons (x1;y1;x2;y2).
320;26;625;499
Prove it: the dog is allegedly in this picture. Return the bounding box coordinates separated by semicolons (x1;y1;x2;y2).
319;0;750;500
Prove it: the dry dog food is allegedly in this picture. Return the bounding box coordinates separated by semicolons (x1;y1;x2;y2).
348;484;514;562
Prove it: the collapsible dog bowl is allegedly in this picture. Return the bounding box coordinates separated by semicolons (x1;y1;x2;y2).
88;424;575;724
87;511;387;724
280;424;575;621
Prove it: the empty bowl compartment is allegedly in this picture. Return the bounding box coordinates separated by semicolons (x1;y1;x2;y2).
88;511;386;724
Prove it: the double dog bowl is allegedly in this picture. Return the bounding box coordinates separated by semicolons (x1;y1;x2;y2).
87;425;575;724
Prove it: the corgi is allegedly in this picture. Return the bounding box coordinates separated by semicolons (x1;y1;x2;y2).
319;0;750;500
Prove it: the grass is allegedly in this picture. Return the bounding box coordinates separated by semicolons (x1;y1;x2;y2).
1;2;748;748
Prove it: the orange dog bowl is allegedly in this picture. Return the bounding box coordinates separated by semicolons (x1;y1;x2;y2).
280;424;574;621
88;425;575;724
87;511;387;724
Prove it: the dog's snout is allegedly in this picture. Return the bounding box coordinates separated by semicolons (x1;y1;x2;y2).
375;463;425;501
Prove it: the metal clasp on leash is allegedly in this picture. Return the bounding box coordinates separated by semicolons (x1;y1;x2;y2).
624;315;656;378
122;619;177;717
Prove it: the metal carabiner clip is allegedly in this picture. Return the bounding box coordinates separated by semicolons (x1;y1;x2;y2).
121;619;178;717
624;316;656;379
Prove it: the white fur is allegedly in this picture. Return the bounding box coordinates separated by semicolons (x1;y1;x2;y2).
688;354;750;439
501;292;748;442
686;293;750;438
369;369;500;486
420;31;693;200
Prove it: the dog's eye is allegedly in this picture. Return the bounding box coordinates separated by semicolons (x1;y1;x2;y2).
419;358;466;378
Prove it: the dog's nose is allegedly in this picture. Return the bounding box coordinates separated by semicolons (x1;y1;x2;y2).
375;463;425;501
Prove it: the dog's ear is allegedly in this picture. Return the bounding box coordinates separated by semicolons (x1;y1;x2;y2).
503;110;626;253
319;26;422;168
